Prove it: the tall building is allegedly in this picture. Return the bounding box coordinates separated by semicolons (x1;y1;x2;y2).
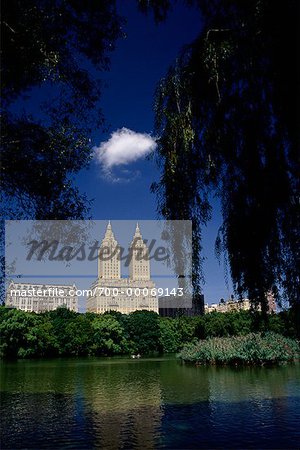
98;220;121;280
129;223;150;281
5;282;78;313
87;222;158;314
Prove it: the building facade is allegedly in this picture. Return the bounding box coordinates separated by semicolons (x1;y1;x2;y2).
204;295;276;314
5;282;78;313
87;222;159;314
204;298;251;314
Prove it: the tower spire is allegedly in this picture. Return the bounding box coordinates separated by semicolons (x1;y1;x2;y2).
129;222;150;281
98;221;120;280
104;220;113;239
135;222;141;237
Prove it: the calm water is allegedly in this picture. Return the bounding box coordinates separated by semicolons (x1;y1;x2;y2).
1;357;299;449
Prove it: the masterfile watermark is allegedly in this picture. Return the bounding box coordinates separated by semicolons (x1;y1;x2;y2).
26;238;170;265
9;286;186;298
9;287;76;297
5;220;192;275
5;220;193;308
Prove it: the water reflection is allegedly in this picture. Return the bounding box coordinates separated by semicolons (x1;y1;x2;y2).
80;360;163;448
1;358;299;449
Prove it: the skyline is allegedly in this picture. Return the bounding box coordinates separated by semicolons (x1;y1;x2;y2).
5;219;193;313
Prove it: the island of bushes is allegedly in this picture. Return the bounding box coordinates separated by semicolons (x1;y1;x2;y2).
0;305;299;365
179;332;299;365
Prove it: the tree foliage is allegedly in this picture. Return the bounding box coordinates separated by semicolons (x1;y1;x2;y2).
142;0;300;312
91;314;129;355
0;1;124;302
126;310;162;354
1;0;123;219
1;306;298;359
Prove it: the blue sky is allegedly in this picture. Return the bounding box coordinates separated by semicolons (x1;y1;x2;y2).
75;0;234;304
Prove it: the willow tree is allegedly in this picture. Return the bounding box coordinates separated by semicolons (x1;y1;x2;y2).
142;0;300;318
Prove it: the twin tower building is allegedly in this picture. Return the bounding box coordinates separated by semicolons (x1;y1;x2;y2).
87;222;159;314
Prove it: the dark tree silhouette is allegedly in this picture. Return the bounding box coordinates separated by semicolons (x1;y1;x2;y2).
1;0;123;219
141;0;300;318
0;1;124;301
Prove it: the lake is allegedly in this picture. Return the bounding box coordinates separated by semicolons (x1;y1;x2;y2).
1;357;299;449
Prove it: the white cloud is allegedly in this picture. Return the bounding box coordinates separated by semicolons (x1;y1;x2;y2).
94;128;157;178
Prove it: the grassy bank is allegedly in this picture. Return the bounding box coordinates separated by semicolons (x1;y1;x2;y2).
179;332;300;366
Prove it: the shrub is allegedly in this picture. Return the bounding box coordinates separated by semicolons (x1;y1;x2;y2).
179;332;300;365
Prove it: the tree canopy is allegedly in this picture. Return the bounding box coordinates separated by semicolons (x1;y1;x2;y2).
1;0;123;219
0;1;124;300
142;0;300;312
0;306;298;359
